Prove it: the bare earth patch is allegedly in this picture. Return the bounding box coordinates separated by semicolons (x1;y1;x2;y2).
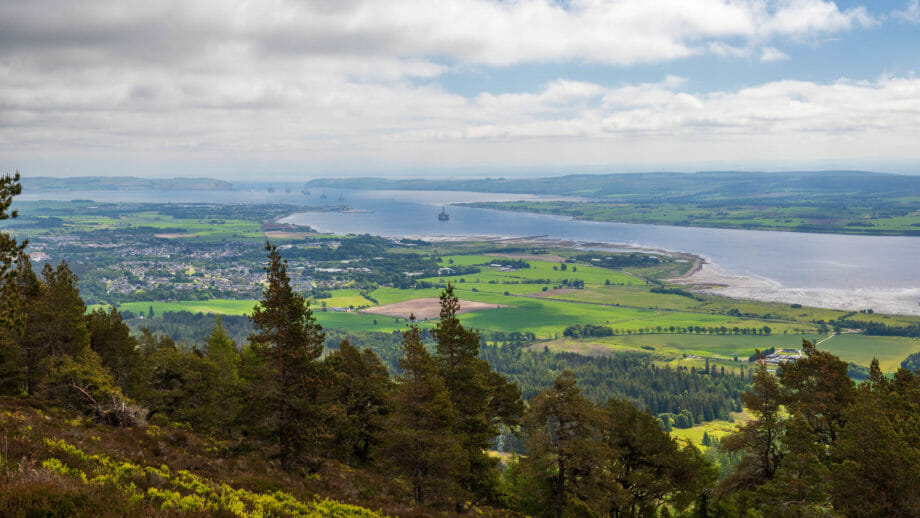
362;298;507;320
154;233;197;239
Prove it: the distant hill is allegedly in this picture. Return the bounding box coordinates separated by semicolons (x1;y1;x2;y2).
307;170;920;200
21;176;234;191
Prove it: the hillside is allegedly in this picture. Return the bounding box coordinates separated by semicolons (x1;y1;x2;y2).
0;397;410;517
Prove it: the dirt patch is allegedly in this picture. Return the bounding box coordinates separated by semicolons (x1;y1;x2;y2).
527;288;578;299
362;298;507;320
154;233;196;239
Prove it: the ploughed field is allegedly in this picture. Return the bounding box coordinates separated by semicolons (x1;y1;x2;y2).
102;253;920;374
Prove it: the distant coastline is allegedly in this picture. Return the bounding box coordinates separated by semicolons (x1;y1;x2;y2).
390;232;920;316
21;176;233;191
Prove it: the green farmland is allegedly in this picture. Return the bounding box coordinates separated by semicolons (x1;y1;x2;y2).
107;252;920;372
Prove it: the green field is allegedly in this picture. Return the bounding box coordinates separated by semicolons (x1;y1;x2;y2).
431;255;643;286
311;289;374;309
96;252;920;372
541;333;825;360
92;299;260;317
21;211;266;242
671;412;752;451
817;333;920;371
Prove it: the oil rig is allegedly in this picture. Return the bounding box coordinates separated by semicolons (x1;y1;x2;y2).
438;206;450;221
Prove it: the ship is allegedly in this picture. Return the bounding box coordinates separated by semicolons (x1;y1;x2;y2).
438;206;450;221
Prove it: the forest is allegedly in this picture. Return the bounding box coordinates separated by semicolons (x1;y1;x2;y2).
4;172;920;516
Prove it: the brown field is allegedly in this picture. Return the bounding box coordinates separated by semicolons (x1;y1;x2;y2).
362;298;507;320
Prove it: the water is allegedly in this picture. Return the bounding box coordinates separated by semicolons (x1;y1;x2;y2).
18;188;920;314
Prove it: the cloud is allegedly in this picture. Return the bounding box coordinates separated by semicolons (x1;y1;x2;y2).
893;0;920;23
760;47;790;62
0;0;876;70
0;0;910;173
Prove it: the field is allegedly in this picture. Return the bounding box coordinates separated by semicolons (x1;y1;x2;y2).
817;333;920;371
465;199;920;236
363;298;507;320
92;299;259;317
103;251;920;372
312;288;374;309
671;412;752;451
540;333;826;360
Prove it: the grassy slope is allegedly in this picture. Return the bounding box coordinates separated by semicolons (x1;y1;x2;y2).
0;398;398;517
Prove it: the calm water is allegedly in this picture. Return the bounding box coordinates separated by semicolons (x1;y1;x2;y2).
19;187;920;312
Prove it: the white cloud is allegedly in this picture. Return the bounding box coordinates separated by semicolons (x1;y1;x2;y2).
760;47;790;62
893;0;920;23
0;0;910;173
0;0;877;70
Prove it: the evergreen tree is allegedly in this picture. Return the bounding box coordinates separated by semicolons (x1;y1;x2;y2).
830;365;920;516
204;315;240;383
520;371;605;518
381;320;462;506
247;242;327;470
719;361;785;494
133;339;225;432
325;339;391;466
603;398;715;516
0;171;26;281
86;306;139;389
778;339;854;447
37;261;90;360
432;284;523;508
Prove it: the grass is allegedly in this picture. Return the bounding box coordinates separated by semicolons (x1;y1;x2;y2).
542;333;825;360
467;200;920;236
311;289;373;309
90;299;259;317
87;251;920;373
817;333;920;371
671;411;752;451
433;255;643;286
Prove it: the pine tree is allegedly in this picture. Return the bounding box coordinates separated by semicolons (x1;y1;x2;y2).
381;320;462;506
603;398;714;516
432;284;523;508
778;339;854;446
325;339;391;465
204;315;239;383
520;371;605;518
720;361;785;494
86;306;139;389
247;242;327;470
0;171;26;281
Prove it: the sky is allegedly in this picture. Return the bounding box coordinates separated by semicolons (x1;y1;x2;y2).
1;0;919;179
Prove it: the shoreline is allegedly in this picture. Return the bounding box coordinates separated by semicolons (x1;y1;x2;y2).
398;233;920;317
